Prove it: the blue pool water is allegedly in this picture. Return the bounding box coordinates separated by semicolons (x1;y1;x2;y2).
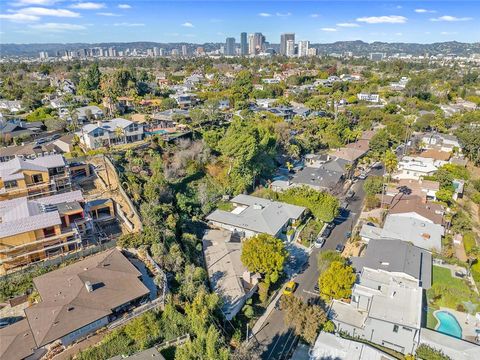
435;311;462;338
146;130;168;135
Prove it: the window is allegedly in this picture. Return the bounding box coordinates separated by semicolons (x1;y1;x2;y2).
32;174;43;183
4;180;17;189
393;325;399;333
402;326;412;332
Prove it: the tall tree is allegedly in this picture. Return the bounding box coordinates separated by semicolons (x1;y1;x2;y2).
318;261;356;301
241;234;287;284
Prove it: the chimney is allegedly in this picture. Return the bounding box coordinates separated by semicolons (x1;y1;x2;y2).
85;281;93;293
97;121;103;127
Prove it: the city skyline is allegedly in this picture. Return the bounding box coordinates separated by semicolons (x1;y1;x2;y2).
1;1;479;44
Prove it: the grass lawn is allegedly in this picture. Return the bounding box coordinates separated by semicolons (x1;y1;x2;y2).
426;307;438;329
427;265;480;312
216;200;234;212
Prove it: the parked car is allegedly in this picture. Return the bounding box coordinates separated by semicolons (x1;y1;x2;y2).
314;237;326;248
322;226;332;238
35;138;48;145
358;172;367;180
283;281;298;295
336;244;345;253
346;189;355;198
313;283;320;294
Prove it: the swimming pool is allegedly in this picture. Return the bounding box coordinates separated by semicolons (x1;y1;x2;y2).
435;311;462;338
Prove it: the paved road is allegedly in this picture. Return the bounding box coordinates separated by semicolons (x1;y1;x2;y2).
254;166;384;360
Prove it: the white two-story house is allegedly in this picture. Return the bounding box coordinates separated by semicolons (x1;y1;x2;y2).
329;268;422;355
394;156;438;180
78;118;144;150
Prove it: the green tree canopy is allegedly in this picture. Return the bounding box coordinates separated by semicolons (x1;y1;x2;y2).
241;233;287;284
318;261;356;301
281;295;327;344
279;186;339;222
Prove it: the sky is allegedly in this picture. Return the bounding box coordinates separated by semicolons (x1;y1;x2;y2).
0;1;479;44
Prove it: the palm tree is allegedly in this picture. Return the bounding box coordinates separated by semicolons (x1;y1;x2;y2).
383;150;398;183
114;126;125;144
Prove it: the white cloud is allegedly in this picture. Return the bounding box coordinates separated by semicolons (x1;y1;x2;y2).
0;12;39;22
415;9;436;13
181;22;194;28
17;7;80;17
70;2;105;10
118;4;131;9
96;12;120;17
356;15;407;24
321;27;337;32
113;22;144;27
258;12;272;17
29;22;86;31
395;32;403;36
275;12;291;17
337;22;359;27
10;0;58;7
431;15;472;22
310;13;319;18
441;31;458;35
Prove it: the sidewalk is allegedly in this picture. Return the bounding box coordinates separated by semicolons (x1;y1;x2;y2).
251;285;285;337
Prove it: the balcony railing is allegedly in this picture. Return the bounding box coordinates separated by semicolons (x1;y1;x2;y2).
0;228;79;258
0;237;82;265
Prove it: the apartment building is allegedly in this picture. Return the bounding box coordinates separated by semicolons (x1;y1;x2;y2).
0;155;70;201
0;190;89;274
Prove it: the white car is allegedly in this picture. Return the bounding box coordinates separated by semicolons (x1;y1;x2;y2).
314;237;326;248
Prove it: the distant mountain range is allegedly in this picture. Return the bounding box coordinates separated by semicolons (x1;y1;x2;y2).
1;40;479;57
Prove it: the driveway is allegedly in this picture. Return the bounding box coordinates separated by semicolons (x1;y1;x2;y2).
254;165;383;359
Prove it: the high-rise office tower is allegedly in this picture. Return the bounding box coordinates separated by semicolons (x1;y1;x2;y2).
298;40;310;57
39;51;48;59
249;32;264;55
181;45;188;56
280;33;295;55
286;40;295;57
240;32;248;55
225;37;236;56
248;34;255;55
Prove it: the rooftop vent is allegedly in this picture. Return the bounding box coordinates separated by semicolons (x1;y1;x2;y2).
253;204;264;210
85;281;93;293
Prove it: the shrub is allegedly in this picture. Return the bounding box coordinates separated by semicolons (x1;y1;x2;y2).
242;304;255;319
416;344;451;360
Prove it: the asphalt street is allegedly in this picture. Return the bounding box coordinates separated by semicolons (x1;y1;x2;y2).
254;165;384;360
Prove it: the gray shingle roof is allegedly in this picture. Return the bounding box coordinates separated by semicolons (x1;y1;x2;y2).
206;195;305;236
351;239;432;289
0;191;84;238
25;249;150;347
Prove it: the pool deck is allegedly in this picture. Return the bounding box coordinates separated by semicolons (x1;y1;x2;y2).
437;307;480;344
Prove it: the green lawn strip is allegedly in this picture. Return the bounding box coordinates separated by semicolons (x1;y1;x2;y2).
426;307;439;330
463;231;476;253
427;265;480;311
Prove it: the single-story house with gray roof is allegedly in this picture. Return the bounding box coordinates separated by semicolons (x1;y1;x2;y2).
206;194;306;239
